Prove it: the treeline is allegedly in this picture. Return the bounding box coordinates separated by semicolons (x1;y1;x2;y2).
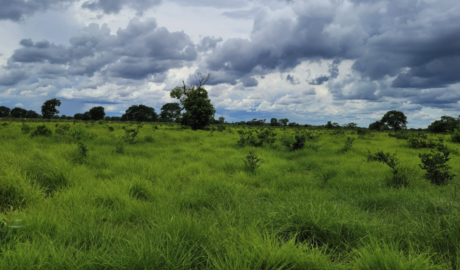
1;102;459;133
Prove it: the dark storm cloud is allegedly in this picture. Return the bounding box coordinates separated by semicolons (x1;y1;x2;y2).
197;37;223;52
0;0;77;21
81;0;162;15
206;0;460;91
4;18;197;83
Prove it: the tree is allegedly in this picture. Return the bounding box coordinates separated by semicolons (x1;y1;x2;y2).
122;105;157;122
343;122;358;129
0;106;10;117
89;106;105;121
160;103;181;122
279;118;289;126
381;110;407;133
326;121;333;129
270;118;280;126
368;120;389;131
428;116;460;133
218;117;225;124
170;73;216;130
41;98;61;119
82;111;91;121
11;107;28;118
26;110;40;118
74;113;84;120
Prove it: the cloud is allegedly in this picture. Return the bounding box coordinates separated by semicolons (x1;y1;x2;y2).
3;18;197;83
240;77;258;87
0;70;29;86
309;75;329;85
286;74;299;85
81;0;162;15
197;36;223;52
0;0;77;21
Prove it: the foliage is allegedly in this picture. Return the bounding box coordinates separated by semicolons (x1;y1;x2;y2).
281;133;307;151
367;150;408;187
122;105;158;122
0;106;11;117
270;118;280;126
419;148;456;185
88;106;105;121
339;137;355;153
242;151;264;171
368;120;390;131
428;116;459;133
55;124;70;136
451;129;460;143
160;103;181;123
381;110;407;133
122;123;143;144
238;128;277;147
41;98;61;119
113;142;124;154
21;123;31;134
26;110;40;118
279;118;289;126
77;141;89;158
31;125;52;137
11;107;28;118
170;73;216;130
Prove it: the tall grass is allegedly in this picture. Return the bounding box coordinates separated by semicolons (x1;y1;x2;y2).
0;121;459;269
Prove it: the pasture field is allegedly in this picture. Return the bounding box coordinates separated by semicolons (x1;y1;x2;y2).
1;120;460;269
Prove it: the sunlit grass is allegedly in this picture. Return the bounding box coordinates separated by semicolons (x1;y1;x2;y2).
0;120;459;269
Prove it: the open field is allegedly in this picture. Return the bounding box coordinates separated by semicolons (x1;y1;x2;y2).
1;121;460;269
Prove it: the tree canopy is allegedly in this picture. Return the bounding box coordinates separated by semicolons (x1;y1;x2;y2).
381;110;407;133
122;105;158;122
160;103;181;122
0;106;10;117
170;73;216;130
89;106;106;121
11;107;28;118
428;116;460;133
41;98;61;119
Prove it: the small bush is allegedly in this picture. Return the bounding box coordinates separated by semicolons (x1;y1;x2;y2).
144;135;154;143
419;148;456;185
281;133;306;151
451;129;460;143
242;151;264;172
113;142;124;154
21;123;31;134
367;150;408;188
339;137;355;153
78;141;89;158
31;125;52;137
122;123;142;144
108;126;114;132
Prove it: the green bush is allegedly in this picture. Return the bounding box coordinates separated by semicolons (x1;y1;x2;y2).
242;151;264;171
21;123;31;134
451;129;460;143
31;125;52;137
419;148;456;185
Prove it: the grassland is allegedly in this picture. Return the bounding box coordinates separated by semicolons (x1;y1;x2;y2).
1;120;460;269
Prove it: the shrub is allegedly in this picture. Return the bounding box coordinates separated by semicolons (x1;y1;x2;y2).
144;135;154;143
113;142;124;154
339;137;355;153
122;123;142;144
419;148;456;185
21;123;31;134
108;126;114;132
31;125;52;137
238;128;277;147
451;129;460;143
281;133;306;151
367;150;408;187
55;123;70;135
242;151;264;171
77;141;89;158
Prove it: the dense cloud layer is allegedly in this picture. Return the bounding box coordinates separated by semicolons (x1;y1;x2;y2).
0;0;77;21
4;18;196;84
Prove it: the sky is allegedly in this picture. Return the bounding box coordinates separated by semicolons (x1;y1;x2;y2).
0;0;459;127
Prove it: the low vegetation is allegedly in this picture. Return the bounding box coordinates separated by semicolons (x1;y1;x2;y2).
0;121;460;269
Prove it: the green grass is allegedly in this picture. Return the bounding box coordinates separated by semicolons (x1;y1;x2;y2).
1;121;460;269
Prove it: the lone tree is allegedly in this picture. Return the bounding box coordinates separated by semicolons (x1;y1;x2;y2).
0;106;10;117
160;103;181;122
170;73;216;130
122;105;157;122
381;110;407;133
89;106;106;121
41;98;61;119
